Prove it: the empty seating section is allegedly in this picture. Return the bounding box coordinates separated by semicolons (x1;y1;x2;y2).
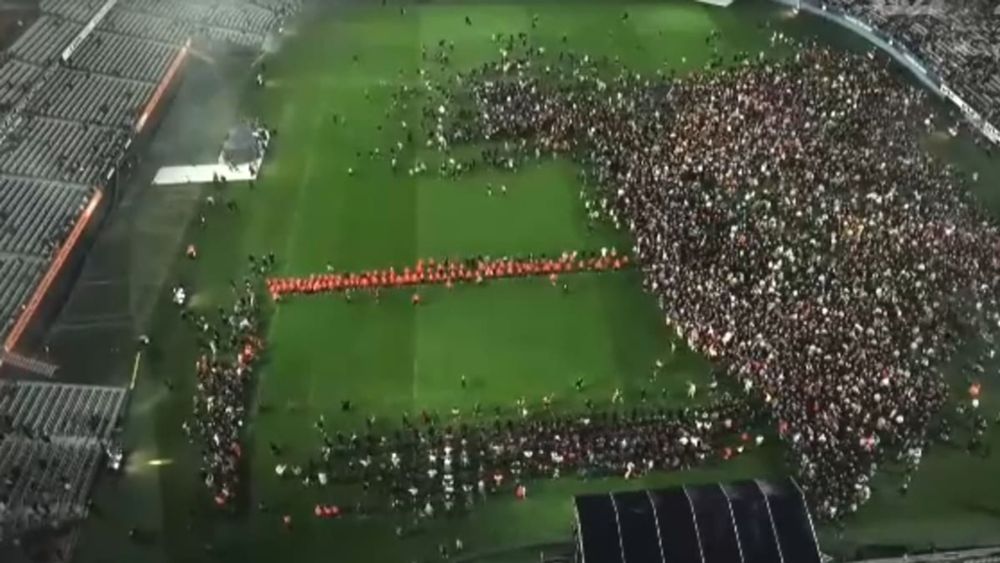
0;117;126;184
99;9;193;46
120;0;215;25
0;61;42;107
0;381;126;538
211;3;276;37
0;178;89;258
71;31;178;83
0;0;298;542
8;16;82;65
39;0;107;23
0;258;44;335
252;0;301;12
0;437;103;539
33;67;153;127
118;0;283;48
201;26;264;49
0;381;127;440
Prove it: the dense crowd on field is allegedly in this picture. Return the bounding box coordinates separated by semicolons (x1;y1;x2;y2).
315;34;998;521
170;19;999;534
180;255;272;506
278;394;765;525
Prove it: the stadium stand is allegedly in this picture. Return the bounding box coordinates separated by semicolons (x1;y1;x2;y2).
31;67;153;128
98;9;193;46
0;60;41;107
0;380;127;540
0;259;43;336
0;0;294;352
0;178;88;257
70;31;179;82
0;351;58;378
0;117;127;183
213;2;280;34
7;15;81;65
117;0;295;48
0;381;126;439
0;0;296;546
823;1;1000;128
0;437;103;538
119;0;216;24
38;0;107;24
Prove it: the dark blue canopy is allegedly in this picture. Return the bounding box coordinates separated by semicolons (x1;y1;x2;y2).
574;478;821;563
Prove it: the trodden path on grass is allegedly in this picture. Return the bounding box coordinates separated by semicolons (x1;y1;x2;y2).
265;249;631;299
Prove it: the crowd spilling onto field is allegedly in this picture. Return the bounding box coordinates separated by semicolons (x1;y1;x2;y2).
171;22;999;531
317;32;1000;521
273;393;764;525
180;254;272;506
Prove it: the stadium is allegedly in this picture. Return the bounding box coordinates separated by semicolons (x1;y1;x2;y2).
0;0;997;562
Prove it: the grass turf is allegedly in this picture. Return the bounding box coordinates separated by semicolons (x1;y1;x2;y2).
73;2;1000;563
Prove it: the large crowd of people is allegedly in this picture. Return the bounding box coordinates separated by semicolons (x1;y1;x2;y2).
825;0;1000;128
181;255;272;506
170;15;998;535
278;393;763;526
361;32;999;520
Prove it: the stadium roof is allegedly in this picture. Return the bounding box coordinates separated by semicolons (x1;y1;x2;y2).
574;478;822;563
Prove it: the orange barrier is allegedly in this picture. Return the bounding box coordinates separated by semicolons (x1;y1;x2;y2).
136;38;191;134
4;190;103;353
267;252;631;300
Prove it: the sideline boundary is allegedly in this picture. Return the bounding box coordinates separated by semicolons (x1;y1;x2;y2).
129;350;142;390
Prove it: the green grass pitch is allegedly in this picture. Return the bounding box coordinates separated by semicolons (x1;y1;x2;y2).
74;2;1000;563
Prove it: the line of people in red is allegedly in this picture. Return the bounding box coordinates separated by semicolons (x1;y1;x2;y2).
266;250;629;300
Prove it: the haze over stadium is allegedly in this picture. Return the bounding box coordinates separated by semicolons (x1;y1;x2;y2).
0;1;997;563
